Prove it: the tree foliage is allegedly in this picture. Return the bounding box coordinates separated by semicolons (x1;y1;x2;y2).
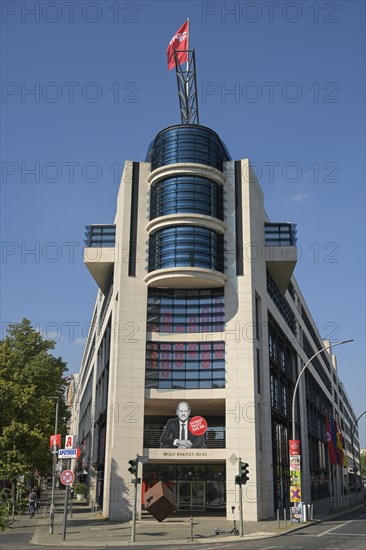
361;452;366;481
0;319;69;480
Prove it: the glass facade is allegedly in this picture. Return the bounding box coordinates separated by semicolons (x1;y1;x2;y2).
147;288;224;333
267;271;297;336
150;176;224;221
148;226;224;272
145;341;225;389
149;125;231;171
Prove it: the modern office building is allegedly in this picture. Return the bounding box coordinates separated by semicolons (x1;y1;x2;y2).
73;122;360;521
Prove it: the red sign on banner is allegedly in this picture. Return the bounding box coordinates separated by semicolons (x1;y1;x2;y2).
289;440;301;456
189;416;208;436
49;434;61;451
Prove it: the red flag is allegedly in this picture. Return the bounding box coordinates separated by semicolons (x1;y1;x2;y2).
167;21;189;70
325;416;337;465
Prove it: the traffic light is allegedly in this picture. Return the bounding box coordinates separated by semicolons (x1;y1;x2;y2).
240;461;249;485
128;459;138;477
235;461;249;485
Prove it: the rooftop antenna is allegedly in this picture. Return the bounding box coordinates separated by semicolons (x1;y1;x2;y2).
174;48;199;125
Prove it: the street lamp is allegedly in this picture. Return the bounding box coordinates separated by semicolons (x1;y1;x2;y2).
291;339;353;440
290;339;353;510
350;410;366;497
49;396;59;535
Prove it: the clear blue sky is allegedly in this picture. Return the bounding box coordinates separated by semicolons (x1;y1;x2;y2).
1;1;365;444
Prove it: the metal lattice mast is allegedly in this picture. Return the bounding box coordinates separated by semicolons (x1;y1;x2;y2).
174;49;199;125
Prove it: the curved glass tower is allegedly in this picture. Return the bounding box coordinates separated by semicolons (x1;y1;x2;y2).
145;125;230;289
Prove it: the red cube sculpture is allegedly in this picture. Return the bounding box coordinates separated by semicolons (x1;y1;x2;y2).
144;481;177;522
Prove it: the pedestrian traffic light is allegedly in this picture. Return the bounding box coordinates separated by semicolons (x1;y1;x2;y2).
128;459;138;477
240;461;249;485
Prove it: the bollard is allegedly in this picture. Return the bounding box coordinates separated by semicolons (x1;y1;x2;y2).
277;508;280;528
303;504;308;523
310;503;313;520
49;503;55;535
190;516;193;542
284;507;287;527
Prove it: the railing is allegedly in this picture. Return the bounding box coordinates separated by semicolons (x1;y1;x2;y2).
144;427;226;449
84;225;116;247
265;223;297;246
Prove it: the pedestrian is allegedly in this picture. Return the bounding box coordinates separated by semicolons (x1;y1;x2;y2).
28;489;37;518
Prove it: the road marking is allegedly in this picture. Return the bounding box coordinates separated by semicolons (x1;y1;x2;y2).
316;513;366;537
326;533;365;537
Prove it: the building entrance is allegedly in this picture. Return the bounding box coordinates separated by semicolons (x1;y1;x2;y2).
142;463;226;512
177;481;205;511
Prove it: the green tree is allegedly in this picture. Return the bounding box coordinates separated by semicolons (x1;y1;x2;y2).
361;452;366;483
0;319;69;481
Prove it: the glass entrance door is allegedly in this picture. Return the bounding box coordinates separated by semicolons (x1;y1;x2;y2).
177;481;205;511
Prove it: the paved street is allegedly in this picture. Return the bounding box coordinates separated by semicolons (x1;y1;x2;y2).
1;500;364;550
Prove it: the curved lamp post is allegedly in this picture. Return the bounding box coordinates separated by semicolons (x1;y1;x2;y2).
289;339;353;509
291;339;353;441
351;410;366;496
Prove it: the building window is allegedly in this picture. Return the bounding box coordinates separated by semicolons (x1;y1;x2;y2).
145;341;225;389
147;288;224;333
148;226;225;273
256;349;261;394
303;334;332;393
270;372;279;409
150;176;224;221
280;383;287;415
279;346;285;371
269;333;277;362
255;294;261;340
267;271;297;336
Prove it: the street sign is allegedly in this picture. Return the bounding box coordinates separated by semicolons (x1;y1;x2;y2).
58;448;77;459
50;434;61;453
229;453;239;465
138;455;149;463
60;470;74;486
65;435;77;449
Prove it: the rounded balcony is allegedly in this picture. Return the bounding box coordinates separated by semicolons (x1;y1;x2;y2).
149;175;224;222
146;225;226;289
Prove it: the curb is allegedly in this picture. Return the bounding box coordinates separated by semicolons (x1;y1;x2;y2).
26;501;366;547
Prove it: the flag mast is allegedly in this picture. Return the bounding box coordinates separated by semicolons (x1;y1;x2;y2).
167;19;199;125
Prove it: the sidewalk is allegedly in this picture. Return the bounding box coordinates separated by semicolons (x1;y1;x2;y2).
5;493;366;547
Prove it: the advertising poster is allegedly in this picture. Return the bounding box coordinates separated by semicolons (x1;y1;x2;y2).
289;439;301;503
160;401;207;449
